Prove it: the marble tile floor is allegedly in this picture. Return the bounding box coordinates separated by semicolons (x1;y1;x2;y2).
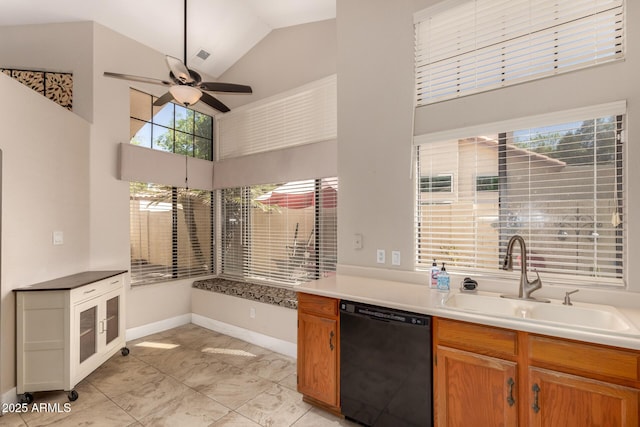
0;324;357;427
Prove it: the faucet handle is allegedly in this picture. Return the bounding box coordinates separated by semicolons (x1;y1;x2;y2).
529;270;542;288
563;289;579;306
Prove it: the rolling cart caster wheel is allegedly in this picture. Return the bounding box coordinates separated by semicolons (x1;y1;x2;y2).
68;390;78;402
121;347;130;356
21;393;34;404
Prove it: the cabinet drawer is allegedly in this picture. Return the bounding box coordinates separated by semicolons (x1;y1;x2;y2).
435;318;518;360
529;335;640;383
297;293;338;318
71;275;123;304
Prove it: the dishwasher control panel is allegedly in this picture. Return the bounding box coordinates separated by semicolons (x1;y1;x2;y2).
340;300;430;326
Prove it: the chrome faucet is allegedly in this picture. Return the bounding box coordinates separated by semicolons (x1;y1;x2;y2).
501;235;549;302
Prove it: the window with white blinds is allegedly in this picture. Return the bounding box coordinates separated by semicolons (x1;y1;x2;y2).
130;183;214;285
217;75;337;159
221;178;338;287
415;108;624;285
414;0;625;105
127;88;216;286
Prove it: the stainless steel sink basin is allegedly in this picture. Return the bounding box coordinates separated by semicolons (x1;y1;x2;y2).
443;292;636;333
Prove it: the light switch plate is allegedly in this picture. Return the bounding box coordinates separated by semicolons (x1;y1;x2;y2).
353;233;363;250
53;231;64;245
392;251;401;266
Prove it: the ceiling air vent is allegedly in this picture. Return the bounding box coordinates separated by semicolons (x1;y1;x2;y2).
196;49;210;61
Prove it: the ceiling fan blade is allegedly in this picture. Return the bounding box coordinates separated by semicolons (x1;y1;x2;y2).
198;82;253;93
166;56;194;84
153;92;175;107
200;92;230;113
103;71;172;86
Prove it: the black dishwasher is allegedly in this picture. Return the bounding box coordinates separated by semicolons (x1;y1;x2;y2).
340;300;433;427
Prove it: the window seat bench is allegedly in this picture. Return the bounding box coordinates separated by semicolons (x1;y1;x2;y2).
192;278;298;310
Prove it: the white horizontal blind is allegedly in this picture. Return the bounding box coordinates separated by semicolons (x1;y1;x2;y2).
221;178;338;287
414;0;624;105
415;112;624;285
130;183;214;285
217;75;337;159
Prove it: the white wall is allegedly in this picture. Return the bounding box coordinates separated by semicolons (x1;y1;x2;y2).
0;22;94;122
337;0;430;269
0;74;91;394
216;19;337;109
0;21;191;397
0;17;339;396
192;289;297;345
89;23;166;272
336;0;640;292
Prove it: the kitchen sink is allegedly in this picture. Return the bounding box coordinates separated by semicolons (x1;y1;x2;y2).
443;292;637;333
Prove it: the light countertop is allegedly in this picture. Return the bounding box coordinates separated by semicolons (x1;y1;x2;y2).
295;273;640;351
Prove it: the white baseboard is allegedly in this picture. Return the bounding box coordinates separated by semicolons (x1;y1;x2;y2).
1;387;18;410
192;314;297;359
125;313;192;341
3;314;295;410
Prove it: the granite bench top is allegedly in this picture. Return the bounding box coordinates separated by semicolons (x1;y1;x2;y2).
193;278;298;310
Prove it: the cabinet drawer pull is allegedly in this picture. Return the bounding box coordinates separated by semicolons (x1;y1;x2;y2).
507;377;515;407
84;288;97;294
329;330;335;351
110;280;119;285
532;383;540;413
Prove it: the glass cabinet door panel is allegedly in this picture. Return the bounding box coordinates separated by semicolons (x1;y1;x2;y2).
105;296;119;344
79;306;97;363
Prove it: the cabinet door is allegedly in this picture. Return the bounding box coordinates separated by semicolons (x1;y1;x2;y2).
73;297;100;381
528;367;640;427
105;294;119;345
435;346;518;427
101;288;124;355
297;312;338;406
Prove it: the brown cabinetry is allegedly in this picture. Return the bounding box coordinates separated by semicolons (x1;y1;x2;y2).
434;317;640;427
297;292;340;413
434;318;519;426
436;346;518;426
527;335;640;427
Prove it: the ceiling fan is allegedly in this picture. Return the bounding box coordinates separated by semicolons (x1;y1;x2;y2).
103;0;252;113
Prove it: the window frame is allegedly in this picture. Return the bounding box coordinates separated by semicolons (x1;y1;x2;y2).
127;76;338;287
128;89;216;286
476;175;499;192
219;178;338;288
414;0;625;105
129;88;214;160
420;174;454;193
129;183;215;286
414;102;626;288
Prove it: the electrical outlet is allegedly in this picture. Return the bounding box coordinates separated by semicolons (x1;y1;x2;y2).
249;307;256;319
376;249;386;264
392;251;401;266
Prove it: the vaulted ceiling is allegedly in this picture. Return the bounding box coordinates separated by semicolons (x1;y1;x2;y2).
1;0;336;78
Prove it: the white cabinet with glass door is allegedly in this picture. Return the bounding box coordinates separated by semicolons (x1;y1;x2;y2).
15;271;128;403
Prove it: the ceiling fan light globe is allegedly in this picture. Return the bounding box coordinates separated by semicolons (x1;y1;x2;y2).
169;85;202;106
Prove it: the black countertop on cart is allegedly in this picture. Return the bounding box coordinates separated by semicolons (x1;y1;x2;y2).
13;270;127;292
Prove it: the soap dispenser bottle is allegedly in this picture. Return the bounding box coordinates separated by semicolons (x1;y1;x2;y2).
430;259;440;288
437;263;450;291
